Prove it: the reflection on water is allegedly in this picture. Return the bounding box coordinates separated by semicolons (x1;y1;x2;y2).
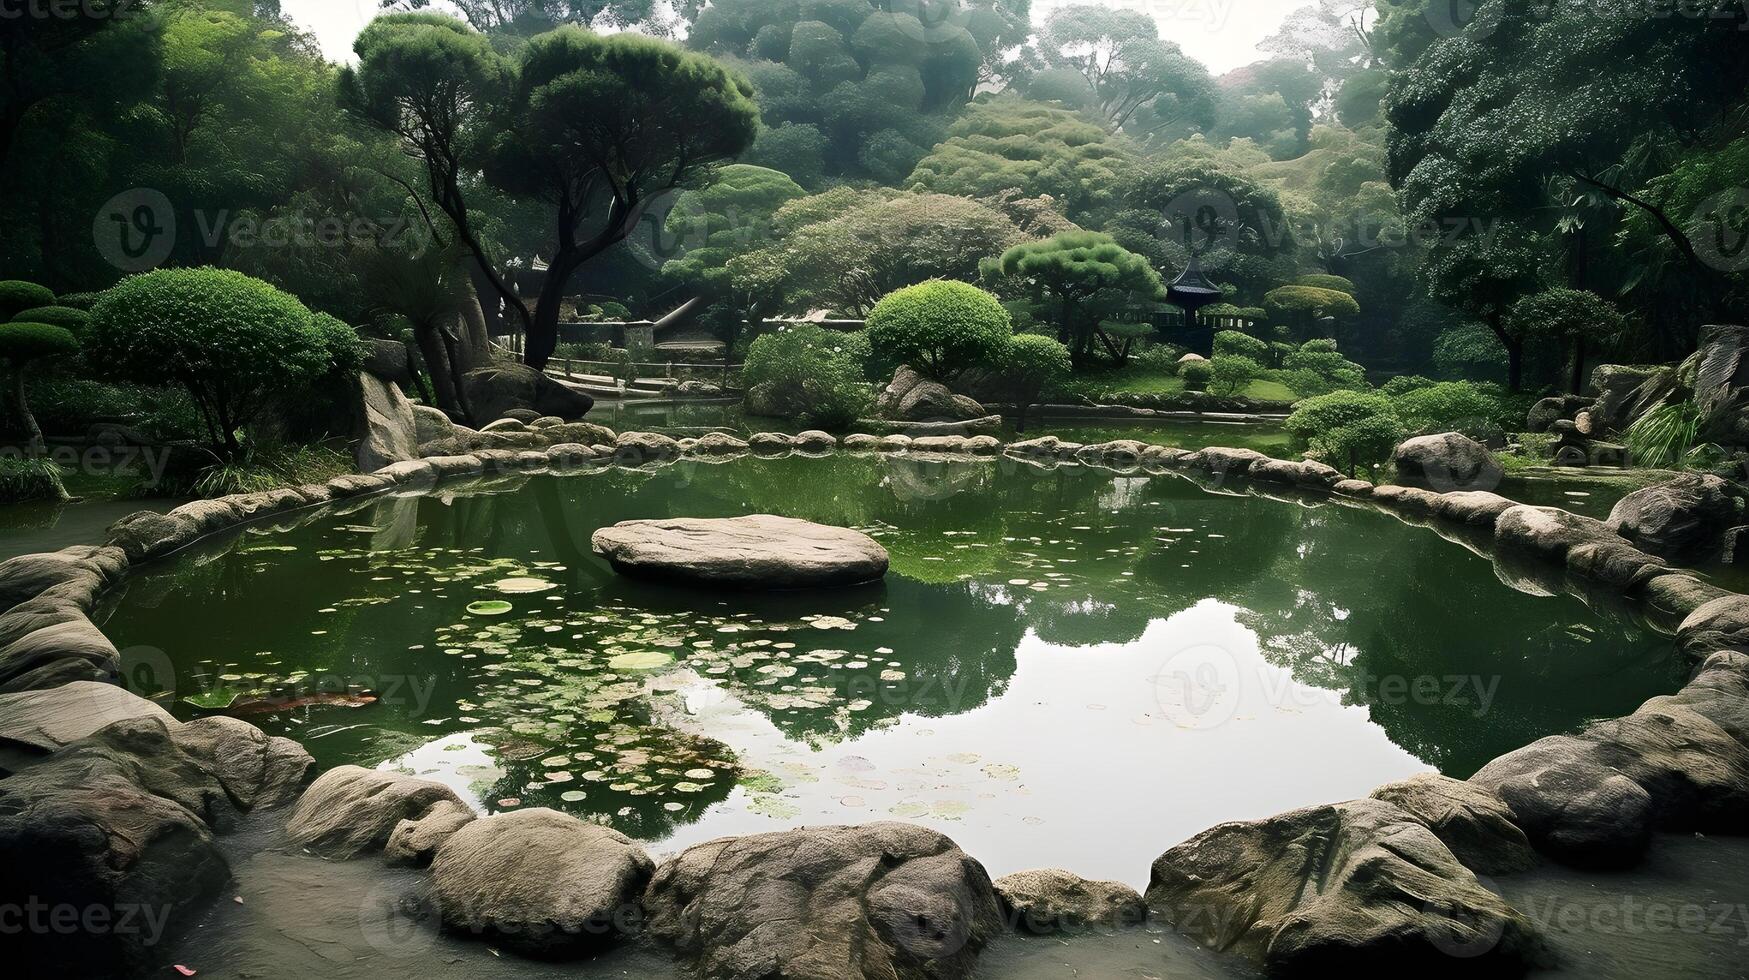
100;455;1680;883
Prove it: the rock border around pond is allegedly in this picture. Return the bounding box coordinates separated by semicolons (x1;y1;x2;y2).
6;424;1749;977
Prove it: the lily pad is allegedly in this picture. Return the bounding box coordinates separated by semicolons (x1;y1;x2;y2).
607;651;675;671
467;600;514;616
493;576;557;594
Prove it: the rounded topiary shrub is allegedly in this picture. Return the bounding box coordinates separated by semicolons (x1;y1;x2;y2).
742;324;873;429
865;280;1010;380
87;268;339;453
0;281;55;321
1212;330;1270;363
10;306;89;331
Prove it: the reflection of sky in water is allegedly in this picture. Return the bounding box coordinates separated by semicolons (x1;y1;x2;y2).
383;601;1425;885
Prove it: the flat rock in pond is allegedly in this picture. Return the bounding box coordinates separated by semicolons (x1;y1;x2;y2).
591;515;888;589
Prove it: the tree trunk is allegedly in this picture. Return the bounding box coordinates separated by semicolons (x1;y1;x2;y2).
1014;394;1030;434
453;255;492;372
416;324;461;416
525;262;573;372
1569;337;1585;395
10;372;43;457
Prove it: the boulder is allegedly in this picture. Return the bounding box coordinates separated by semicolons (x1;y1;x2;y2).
1589;363;1681;433
355;372;419;472
1470;735;1658;867
480;416;527;433
842;433;880;451
1004;436;1073;463
502;407;542;424
1678;593;1749;658
0;616;120;694
911;435;969;454
375;458;438;484
1370;484;1442;518
685;431;749;457
1525;394;1592;433
748;431;796;454
1369;773;1537;875
1332;478;1374;496
993;868;1146;934
1494;505;1615;563
964;435;1002;456
1140;444;1190;470
1177;352;1206;364
643;822;1004;980
106;511;202;563
876;434;913;452
1392;432;1503;492
461;363;594;422
794;429;837;452
1076;440;1151;469
0;716;312;976
0;546;122;611
362;338;413;386
284;765;472;860
592;515;888;589
1636;572;1732;632
1607;473;1746;563
385;798;476;867
1180;446;1267;479
413;402;458;447
431;807;652;957
612;431;681;465
540;420;618;446
1146;798;1543;975
0;681;174;771
1429;490;1516;528
878;366;987;423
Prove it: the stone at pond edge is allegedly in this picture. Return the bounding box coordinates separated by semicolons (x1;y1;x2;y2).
1145;797;1544;976
643;822;1004;980
993;868;1146;934
355;371;419;472
0;680;174;771
1392;432;1504;493
1607;473;1747;564
0;715;312;977
284;765;471;860
107;511;203;562
385;798;476;867
1369;773;1537;876
430;807;652;957
462;363;594;422
592;514;889;589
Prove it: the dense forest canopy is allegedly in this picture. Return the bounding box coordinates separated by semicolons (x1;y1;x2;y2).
1;0;1744;386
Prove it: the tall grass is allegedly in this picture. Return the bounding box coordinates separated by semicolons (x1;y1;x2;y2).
0;456;69;503
1624;402;1704;469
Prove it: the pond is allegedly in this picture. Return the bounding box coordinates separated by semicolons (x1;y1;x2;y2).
98;454;1682;885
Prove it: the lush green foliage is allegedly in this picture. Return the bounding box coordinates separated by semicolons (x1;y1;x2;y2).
8;306;89;331
1208;355;1263;396
0;283;55;321
996;333;1073;430
1391;380;1513;436
865;281;1010;380
1295;273;1355;294
0;323;79;365
0;456;68;504
1264;285;1360;322
86;268;347;452
1178;358;1212;386
1285;390;1404;475
1624;402;1706;470
1279;339;1366;394
988;231;1164;362
742;325;874;427
1212;330;1270;363
663;165;807;301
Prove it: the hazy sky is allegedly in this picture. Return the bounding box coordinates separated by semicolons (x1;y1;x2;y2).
280;0;1303;76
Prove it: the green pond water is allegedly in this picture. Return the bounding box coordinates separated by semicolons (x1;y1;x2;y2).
99;454;1682;884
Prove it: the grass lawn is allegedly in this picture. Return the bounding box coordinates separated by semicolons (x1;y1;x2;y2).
1081;366;1299;403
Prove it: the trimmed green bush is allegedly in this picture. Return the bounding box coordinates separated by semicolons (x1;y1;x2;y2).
1208;355;1264;396
0;322;80;454
1281;339;1366;394
742;324;873;428
998;333;1073;432
53;291;104;311
9;306;89;330
87;268;341;454
1179;358;1213;388
865;280;1010;380
1285;390;1404;476
1213;330;1270;363
0;281;55;321
1295;273;1356;295
1393;380;1512;435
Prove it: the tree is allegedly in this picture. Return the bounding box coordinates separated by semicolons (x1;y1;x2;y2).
865;280;1011;380
1417;230;1544;390
358;244;477;418
387;0;668;35
661;164;806;351
1284;389;1403;475
906;95;1138;227
1110;154;1295;304
737;191;1028;315
1507;288;1628;394
1263;284;1360;338
741;324;872;427
987;231;1165;364
1208;355;1263;396
998;333;1072;432
1032;6;1215;140
0;322;79;455
86;268;359;455
481;28;760;369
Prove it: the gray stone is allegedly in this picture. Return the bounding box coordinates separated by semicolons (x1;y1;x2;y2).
107;511;202;562
1333;478;1374;496
480;416;527;433
363;338;413;386
374;458;438;484
284;765;472;860
326;473;393;498
1636;573;1732;632
431;807;652;956
592;515;888;589
424;454;487;478
385;798;476;868
911;435;969;454
540;420;618;446
356;371;419;472
1076;440;1150;469
1677;594;1749;659
878;365;987;423
169;497;245;535
1370;773;1537;875
0;547;119;611
546;443;598;467
1607;473;1746;563
1589;363;1679;433
0;617;119;694
1564;536;1669;591
1393;432;1503;492
794;429;837;452
964;435;1002;456
748;431;796;454
1429;490;1516;528
461;363;594;422
876;434;913;452
842;433;880;451
1147;797;1542;974
1004;436;1073;463
994;868;1146;934
1472;735;1654;867
644;822;1003;980
0;681;174;770
1526;394;1592;433
685;431;749;456
1181;446;1267;478
613;431;682;465
1495;505;1615;563
1371;484;1442;517
413;402;457;446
